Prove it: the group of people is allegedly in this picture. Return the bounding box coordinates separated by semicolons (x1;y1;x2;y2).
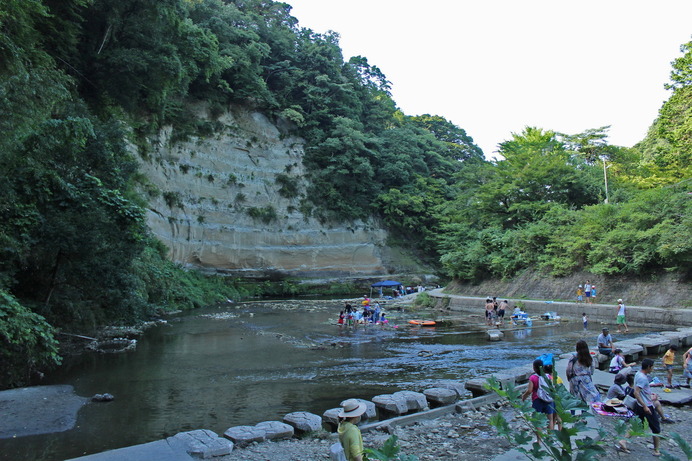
575;280;597;304
484;297;509;325
338;300;388;327
545;334;692;456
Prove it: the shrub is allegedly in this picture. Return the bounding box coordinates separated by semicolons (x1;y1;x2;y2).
0;290;62;388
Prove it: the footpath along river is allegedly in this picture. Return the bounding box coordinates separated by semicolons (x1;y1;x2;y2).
0;298;662;460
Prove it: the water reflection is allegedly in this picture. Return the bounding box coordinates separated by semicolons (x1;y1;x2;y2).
2;300;594;461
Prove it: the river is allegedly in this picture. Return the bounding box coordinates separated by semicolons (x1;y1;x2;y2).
2;298;609;460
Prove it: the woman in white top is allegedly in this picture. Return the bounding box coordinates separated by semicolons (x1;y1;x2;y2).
616;299;629;333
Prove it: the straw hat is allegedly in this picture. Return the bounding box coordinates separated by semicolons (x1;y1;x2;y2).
338;399;367;418
605;398;623;406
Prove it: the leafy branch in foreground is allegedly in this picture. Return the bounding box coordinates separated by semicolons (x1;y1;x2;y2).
364;434;419;461
486;376;691;460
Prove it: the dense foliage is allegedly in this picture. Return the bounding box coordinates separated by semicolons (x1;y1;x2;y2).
0;0;689;387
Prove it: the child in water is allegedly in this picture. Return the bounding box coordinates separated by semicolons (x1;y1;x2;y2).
582;313;588;330
338;311;344;326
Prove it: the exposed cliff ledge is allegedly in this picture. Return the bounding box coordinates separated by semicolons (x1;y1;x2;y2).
137;105;408;278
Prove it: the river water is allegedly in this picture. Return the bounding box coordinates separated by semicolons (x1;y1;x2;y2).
3;299;600;460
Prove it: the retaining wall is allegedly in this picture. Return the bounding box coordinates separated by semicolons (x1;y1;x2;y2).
432;294;692;327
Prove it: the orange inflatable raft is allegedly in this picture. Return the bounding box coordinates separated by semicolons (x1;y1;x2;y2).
408;320;436;327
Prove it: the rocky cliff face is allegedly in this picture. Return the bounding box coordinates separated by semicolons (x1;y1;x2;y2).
137;105;394;278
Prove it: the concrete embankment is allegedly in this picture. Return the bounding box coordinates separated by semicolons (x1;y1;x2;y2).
427;289;692;327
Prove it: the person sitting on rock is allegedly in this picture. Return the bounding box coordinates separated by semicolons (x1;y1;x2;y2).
597;328;615;357
609;349;634;373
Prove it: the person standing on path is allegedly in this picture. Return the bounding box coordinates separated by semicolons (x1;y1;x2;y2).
615;299;629;333
633;359;661;456
584;281;592;304
568;340;602;404
337;399;367;461
576;285;584;303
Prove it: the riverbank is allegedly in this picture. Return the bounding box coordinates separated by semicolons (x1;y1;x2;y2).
217;402;692;461
4;293;692;460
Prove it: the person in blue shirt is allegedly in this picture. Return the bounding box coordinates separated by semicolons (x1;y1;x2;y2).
597;327;615;357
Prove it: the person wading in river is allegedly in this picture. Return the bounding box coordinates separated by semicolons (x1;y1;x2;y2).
338;399;367;461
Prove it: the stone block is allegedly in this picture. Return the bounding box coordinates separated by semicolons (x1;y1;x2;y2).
254;421;293;440
464;378;491;397
282;411;322;434
322;408;341;432
677;328;692;346
423;387;457;406
487;329;503;341
223;425;266;447
170;429;233;458
372;394;408;416
659;331;684;348
504;365;534;384
433;382;466;398
392;391;428;412
635;335;670;355
356;398;377;421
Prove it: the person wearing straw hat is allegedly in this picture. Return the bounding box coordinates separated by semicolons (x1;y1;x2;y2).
338;399;367;461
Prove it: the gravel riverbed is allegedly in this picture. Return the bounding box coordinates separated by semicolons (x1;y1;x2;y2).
218;401;692;461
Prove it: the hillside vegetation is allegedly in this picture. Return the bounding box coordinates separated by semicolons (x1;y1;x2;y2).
0;0;690;388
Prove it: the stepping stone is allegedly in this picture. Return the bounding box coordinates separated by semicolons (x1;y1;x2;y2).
487;329;503;341
254;421;293;440
464;378;491;397
613;341;644;361
423;387;457;406
169;429;232;458
282;411;322;434
392;391;428;412
223;425;266;447
322;408;341;432
659;331;685;348
676;328;692;347
372;394;408;416
503;365;534;384
432;382;465;398
635;335;670;355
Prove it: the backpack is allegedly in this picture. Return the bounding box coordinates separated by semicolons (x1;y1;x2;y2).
566;356;578;381
534;374;554;403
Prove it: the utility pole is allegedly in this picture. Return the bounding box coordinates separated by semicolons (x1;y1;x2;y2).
602;156;609;204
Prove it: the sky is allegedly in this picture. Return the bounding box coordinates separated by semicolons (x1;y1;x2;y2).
286;0;692;157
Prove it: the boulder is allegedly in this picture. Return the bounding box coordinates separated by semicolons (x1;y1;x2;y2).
282;411;322;434
170;429;232;458
254;421;294;440
322;408;341;432
223;425;266;447
392;391;428;412
423;387;457;406
372;394;408;417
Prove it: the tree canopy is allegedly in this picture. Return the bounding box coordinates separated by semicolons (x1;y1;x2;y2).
0;1;690;387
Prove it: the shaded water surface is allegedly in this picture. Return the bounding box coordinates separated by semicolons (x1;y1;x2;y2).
3;299;596;460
